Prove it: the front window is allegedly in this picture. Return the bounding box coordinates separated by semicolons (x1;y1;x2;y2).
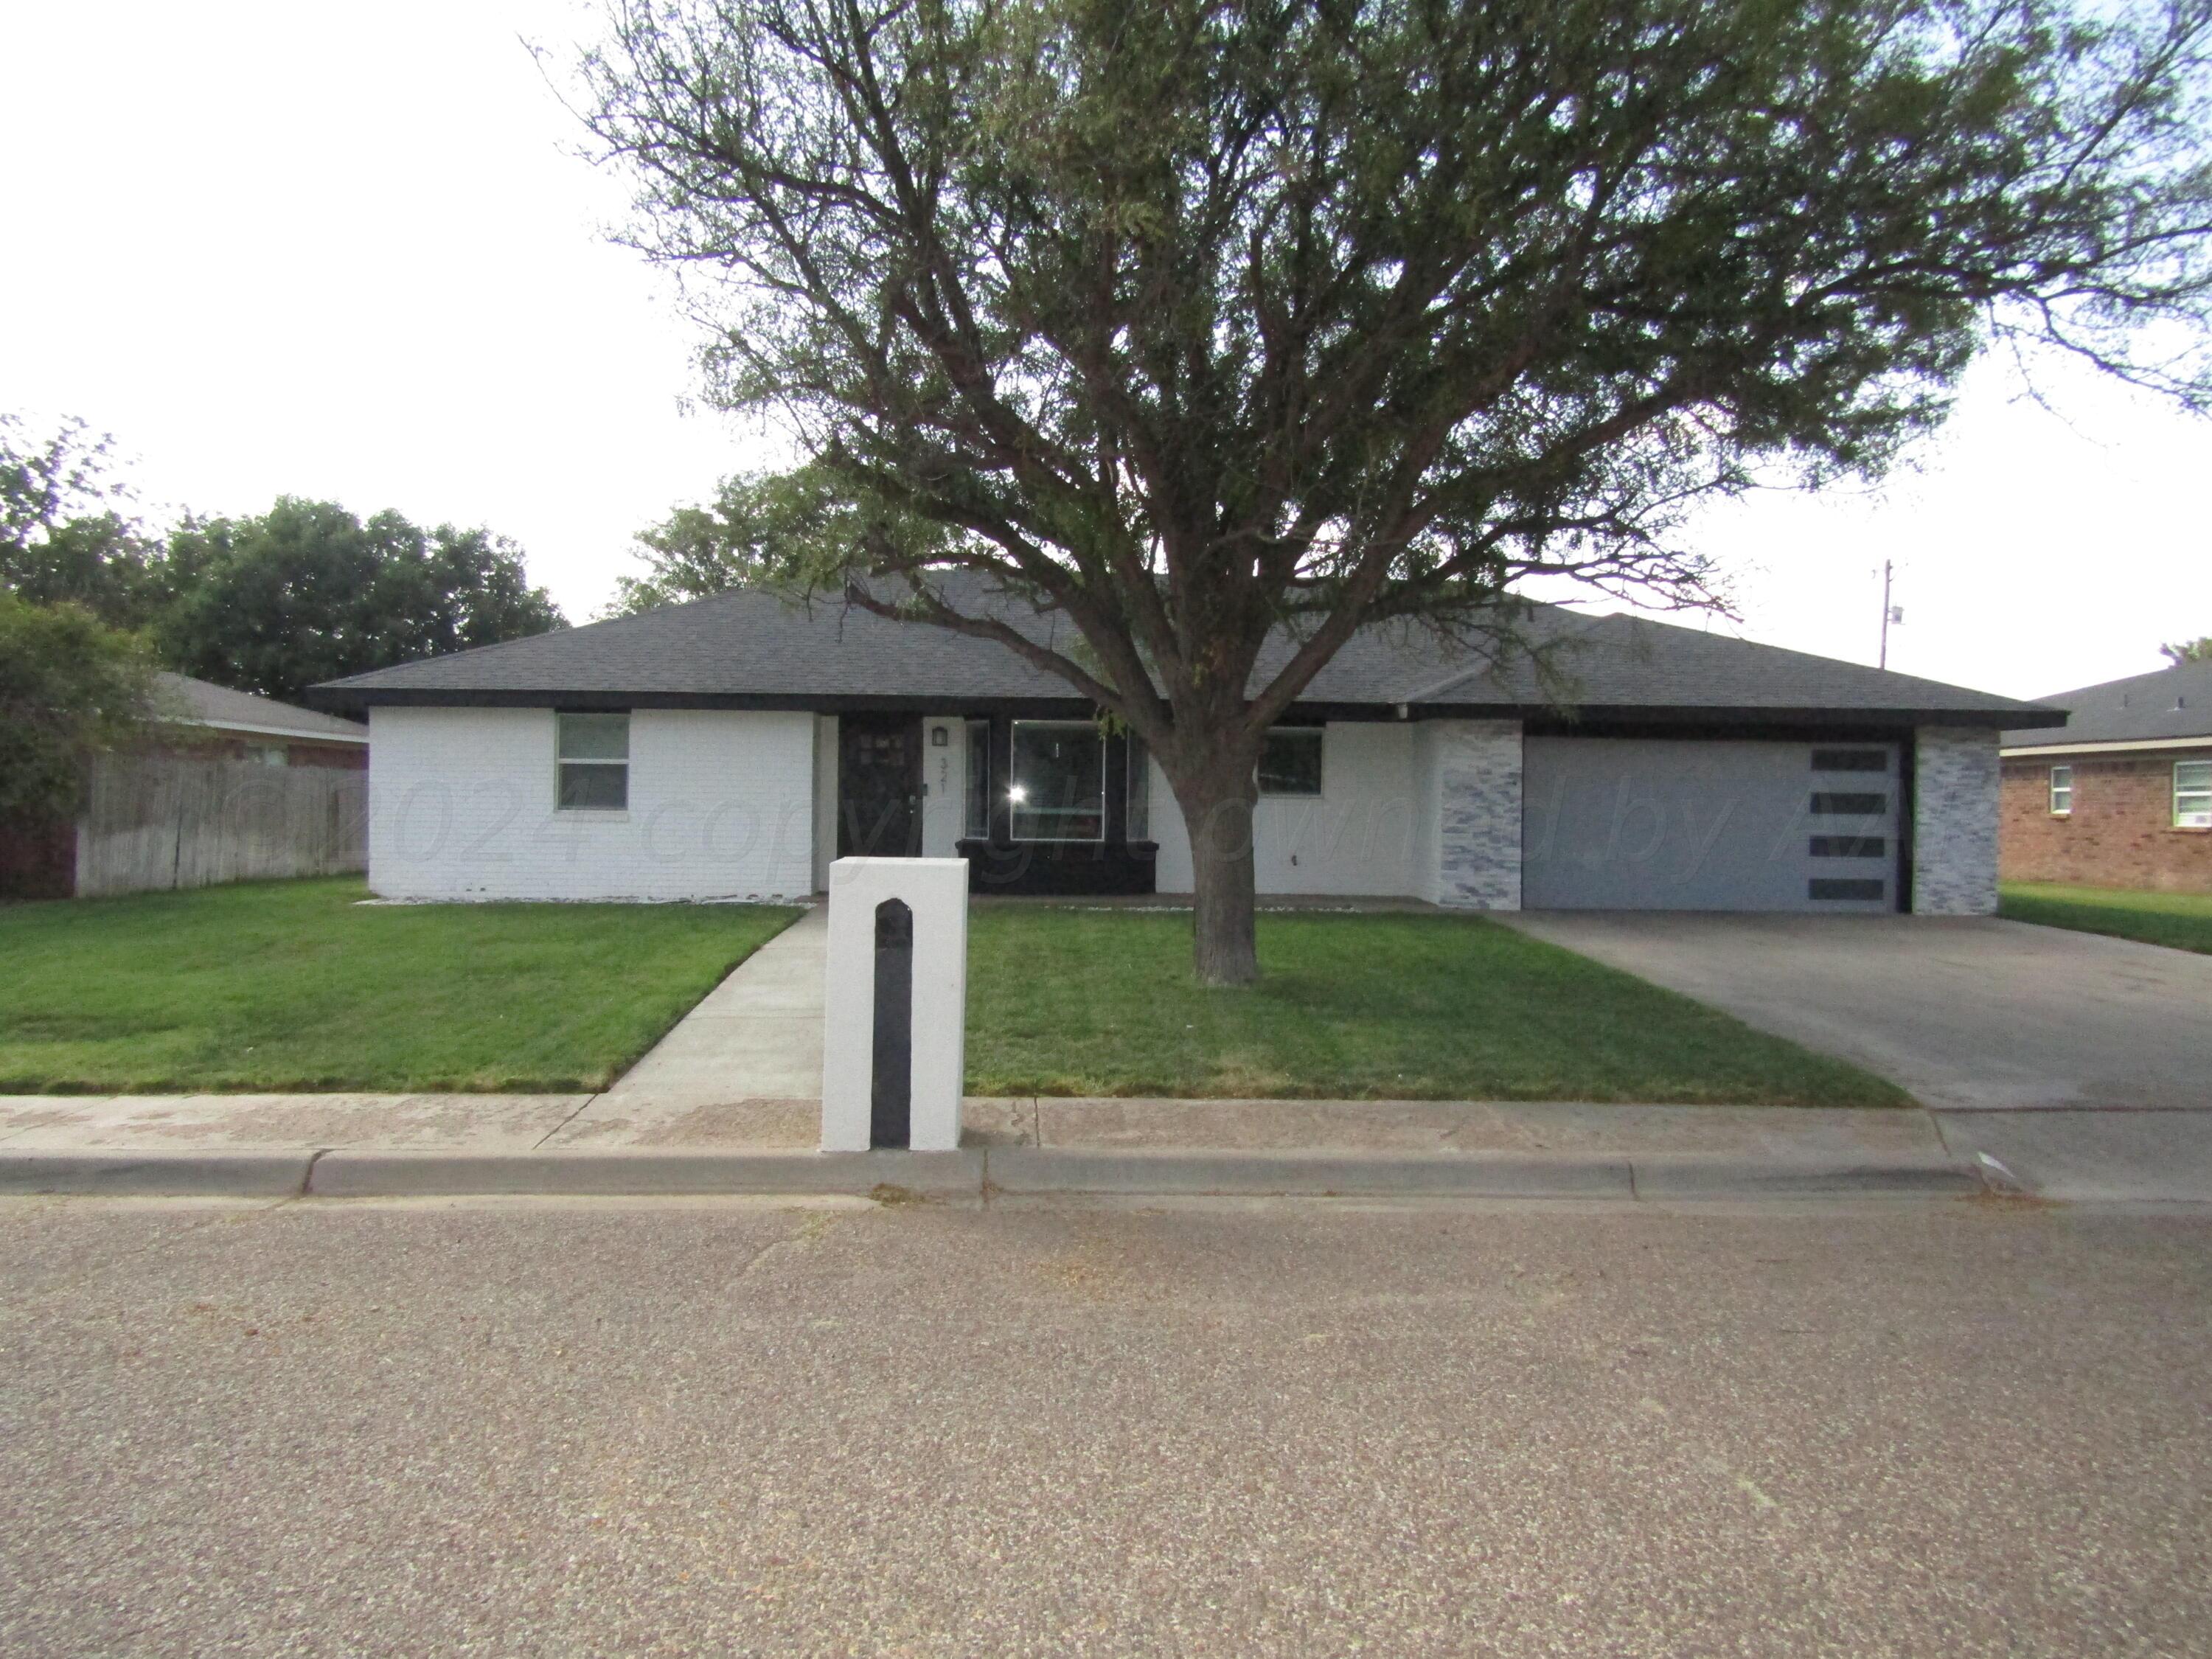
2177;760;2212;829
964;718;991;838
556;712;629;810
2049;765;2073;815
1009;720;1104;841
1259;727;1324;796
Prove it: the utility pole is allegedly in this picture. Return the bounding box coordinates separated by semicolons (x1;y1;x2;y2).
1878;560;1903;669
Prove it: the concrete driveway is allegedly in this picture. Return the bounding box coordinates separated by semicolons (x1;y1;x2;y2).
1498;913;2212;1197
1498;913;2210;1111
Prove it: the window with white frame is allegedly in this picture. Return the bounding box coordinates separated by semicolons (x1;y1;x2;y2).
1008;720;1104;841
2176;760;2212;829
556;712;630;810
2048;765;2073;815
1258;727;1324;796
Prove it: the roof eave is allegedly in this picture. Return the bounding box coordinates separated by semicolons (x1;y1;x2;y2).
308;683;2057;731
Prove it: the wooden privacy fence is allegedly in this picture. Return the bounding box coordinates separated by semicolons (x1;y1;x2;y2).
74;753;368;898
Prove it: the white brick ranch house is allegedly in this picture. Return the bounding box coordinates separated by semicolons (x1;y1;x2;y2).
311;578;2061;914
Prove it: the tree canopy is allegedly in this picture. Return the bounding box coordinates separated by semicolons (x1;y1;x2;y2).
160;499;568;703
607;466;845;615
3;417;568;704
0;592;169;830
0;414;167;630
2162;635;2212;664
584;0;2212;981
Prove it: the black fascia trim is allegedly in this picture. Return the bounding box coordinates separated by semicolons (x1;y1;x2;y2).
1516;715;1919;744
309;688;1109;716
1500;706;2044;734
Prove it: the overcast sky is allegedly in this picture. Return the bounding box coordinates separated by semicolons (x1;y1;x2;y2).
4;0;2206;701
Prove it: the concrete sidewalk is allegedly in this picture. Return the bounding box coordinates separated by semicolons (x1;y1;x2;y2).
0;1091;2004;1201
605;902;827;1101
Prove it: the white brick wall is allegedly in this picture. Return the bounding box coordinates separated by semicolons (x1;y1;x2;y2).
1913;726;2000;915
1423;720;1523;910
367;706;816;901
1148;722;1423;896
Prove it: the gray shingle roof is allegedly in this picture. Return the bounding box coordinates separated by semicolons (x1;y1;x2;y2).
160;672;369;742
310;575;2058;728
2003;657;2212;748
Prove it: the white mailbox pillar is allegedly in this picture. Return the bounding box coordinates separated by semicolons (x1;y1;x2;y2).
821;857;969;1153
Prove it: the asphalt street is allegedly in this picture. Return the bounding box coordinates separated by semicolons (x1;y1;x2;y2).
1;1194;2207;1656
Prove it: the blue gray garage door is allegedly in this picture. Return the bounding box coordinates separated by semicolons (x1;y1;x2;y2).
1521;738;1899;912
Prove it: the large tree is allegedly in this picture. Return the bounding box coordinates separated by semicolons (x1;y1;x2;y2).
605;466;834;615
161;498;568;702
0;413;168;630
0;592;168;835
582;0;2212;984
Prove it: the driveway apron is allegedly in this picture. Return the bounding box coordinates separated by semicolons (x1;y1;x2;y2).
1496;913;2211;1112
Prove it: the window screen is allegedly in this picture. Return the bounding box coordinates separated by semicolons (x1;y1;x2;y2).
557;712;629;811
2177;761;2211;829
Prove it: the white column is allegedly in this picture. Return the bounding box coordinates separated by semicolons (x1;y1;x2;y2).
820;856;970;1152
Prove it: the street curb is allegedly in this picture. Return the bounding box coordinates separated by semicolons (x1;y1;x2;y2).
0;1151;315;1197
1628;1155;1984;1200
305;1148;984;1198
985;1149;1637;1198
0;1147;1992;1202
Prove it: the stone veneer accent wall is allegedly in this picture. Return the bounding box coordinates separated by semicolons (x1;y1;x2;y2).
1430;720;1523;909
1913;726;2000;915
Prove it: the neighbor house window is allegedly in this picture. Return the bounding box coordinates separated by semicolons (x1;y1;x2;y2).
1009;720;1104;841
1258;727;1324;796
964;718;991;838
2048;765;2073;815
2177;760;2212;829
1126;734;1150;841
556;712;629;810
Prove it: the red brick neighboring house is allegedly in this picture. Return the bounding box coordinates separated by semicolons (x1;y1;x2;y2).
0;674;368;900
145;673;372;772
2000;657;2212;893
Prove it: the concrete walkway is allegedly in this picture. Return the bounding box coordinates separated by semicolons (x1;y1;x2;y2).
605;903;827;1103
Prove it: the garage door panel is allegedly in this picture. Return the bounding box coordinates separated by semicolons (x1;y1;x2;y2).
1523;738;1898;912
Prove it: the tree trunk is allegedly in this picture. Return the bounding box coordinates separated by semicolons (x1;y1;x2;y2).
1173;757;1262;988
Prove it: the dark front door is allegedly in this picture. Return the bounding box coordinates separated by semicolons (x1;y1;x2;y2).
839;714;923;857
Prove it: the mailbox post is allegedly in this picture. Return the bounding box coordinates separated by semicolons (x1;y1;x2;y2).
820;857;968;1152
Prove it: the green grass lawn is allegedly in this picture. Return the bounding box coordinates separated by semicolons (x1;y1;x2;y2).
1999;882;2212;955
964;908;1908;1106
0;879;801;1093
